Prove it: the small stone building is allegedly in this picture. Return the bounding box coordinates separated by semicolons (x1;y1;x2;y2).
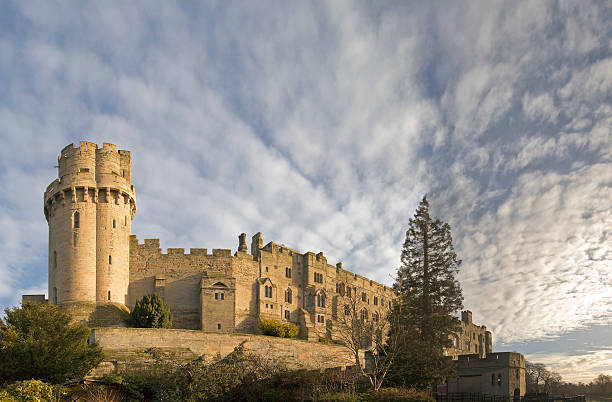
447;352;526;398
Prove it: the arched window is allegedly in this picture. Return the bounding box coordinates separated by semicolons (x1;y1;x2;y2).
264;285;272;298
360;309;368;321
373;311;379;322
316;293;326;308
285;288;292;304
73;211;80;228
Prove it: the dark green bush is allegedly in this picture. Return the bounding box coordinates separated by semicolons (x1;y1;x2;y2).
0;303;103;384
130;294;173;328
259;319;299;338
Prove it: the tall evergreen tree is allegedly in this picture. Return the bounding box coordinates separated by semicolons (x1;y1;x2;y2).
389;196;463;388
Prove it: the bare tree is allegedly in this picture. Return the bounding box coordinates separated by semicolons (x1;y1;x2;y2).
331;289;404;392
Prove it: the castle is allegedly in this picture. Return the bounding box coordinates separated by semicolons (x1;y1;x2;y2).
37;141;492;355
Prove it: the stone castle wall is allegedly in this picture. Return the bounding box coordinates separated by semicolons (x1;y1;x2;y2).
89;327;355;376
127;232;396;341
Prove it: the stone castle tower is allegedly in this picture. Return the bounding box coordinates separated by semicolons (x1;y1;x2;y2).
44;142;136;318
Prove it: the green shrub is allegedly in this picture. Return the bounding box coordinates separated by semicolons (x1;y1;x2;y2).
2;379;53;402
0;303;104;384
259;319;298;338
130;294;173;328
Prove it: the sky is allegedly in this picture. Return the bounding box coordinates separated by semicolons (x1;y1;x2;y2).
0;0;610;383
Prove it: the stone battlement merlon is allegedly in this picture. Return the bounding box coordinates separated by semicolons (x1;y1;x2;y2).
130;236;232;257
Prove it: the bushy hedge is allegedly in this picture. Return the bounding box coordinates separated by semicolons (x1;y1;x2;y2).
0;379;53;401
259;319;299;338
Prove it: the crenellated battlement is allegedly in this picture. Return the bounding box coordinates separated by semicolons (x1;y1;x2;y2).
130;236;233;258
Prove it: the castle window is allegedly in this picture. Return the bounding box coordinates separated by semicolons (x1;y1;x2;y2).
285;267;291;278
121;170;125;177
285;288;292;304
217;323;221;330
388;301;392;309
112;219;116;228
361;292;367;302
264;285;272;298
307;294;314;307
284;310;290;319
215;292;219;300
336;282;345;296
373;311;379;322
73;212;80;228
360;309;368;321
316;294;325;308
108;290;111;300
221;293;224;300
109;255;112;264
314;272;323;283
344;305;350;316
265;266;269;273
317;315;325;323
374;296;378;306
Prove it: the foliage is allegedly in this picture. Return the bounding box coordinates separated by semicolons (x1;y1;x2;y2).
99;342;285;401
130;294;173;328
0;303;104;384
259;319;298;338
0;379;53;402
389;196;463;388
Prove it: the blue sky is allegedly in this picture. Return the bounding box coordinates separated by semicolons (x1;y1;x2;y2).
0;1;610;383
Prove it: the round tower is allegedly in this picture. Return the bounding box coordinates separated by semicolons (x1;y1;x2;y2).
44;142;136;320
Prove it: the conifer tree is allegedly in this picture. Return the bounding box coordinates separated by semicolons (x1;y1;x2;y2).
389;196;463;388
131;294;173;328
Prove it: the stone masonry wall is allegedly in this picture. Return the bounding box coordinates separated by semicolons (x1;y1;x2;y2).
90;327;355;375
128;236;235;330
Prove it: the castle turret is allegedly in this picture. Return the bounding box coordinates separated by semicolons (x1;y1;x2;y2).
44;142;136;320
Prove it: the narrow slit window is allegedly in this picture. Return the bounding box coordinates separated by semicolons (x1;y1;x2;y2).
74;211;80;228
112;219;116;228
220;293;224;300
108;290;111;300
215;293;219;300
217;323;221;330
108;255;112;264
